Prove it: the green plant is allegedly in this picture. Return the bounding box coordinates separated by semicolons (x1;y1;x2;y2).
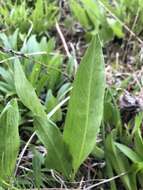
1;0;143;189
0;30;63;98
69;0;124;43
13;35;105;179
69;0;143;43
99;91;143;190
0;0;59;34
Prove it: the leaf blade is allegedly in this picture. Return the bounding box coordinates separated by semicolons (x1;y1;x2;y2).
0;99;20;182
34;116;72;178
14;59;46;117
14;58;72;178
115;142;142;163
63;35;105;174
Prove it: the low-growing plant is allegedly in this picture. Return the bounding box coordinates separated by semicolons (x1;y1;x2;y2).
69;0;143;43
0;30;63;97
69;0;124;43
0;35;106;183
1;0;143;189
14;35;105;179
96;89;143;190
0;0;59;34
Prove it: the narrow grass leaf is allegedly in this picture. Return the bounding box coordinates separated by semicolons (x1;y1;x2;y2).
115;142;142;163
106;134;137;190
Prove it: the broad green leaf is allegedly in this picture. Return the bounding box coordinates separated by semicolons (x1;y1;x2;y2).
34;116;72;178
70;0;91;29
0;29;18;50
14;59;46;117
14;58;72;178
115;142;142;163
0;67;15;96
21;35;40;53
82;0;102;26
63;35;105;175
0;99;20;182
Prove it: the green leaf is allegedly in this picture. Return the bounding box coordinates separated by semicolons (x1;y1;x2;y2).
47;54;63;90
115;142;142;163
132;113;143;159
57;82;71;101
134;129;143;160
36;74;49;95
105;134;137;190
130;162;143;174
21;35;40;53
70;0;91;29
14;59;46;117
34;116;72;178
14;58;72;179
32;149;44;188
45;90;62;122
91;145;104;159
138;170;143;188
29;63;41;87
0;99;20;182
105;157;117;190
31;0;44;21
107;18;124;38
63;35;105;175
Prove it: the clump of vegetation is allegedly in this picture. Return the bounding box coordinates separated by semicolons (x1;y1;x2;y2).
0;0;143;189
